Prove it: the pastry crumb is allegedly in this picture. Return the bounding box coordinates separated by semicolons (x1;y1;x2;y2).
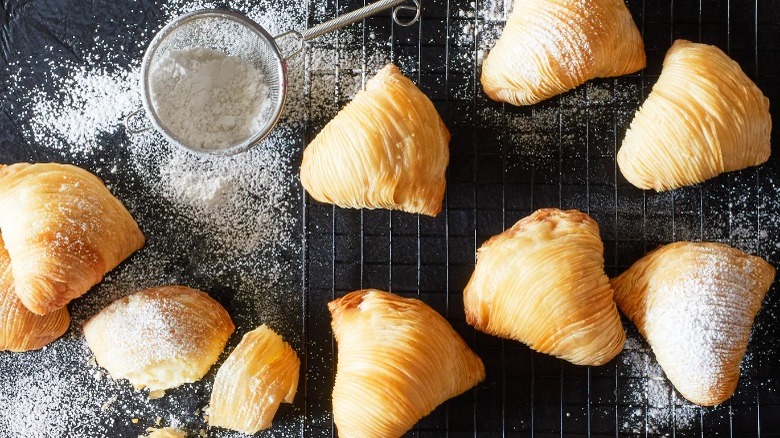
148;390;165;400
144;427;187;438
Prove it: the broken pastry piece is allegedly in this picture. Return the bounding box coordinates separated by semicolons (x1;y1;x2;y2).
84;285;234;391
329;290;484;438
209;325;300;434
300;64;450;216
0;163;145;315
481;0;645;105
0;235;69;352
611;242;775;406
618;40;771;191
464;208;625;366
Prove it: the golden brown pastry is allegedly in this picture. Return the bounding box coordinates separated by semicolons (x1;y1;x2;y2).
0;163;145;315
617;40;771;191
209;325;300;434
611;242;775;406
464;208;624;365
144;427;186;438
300;64;450;216
330;290;484;438
481;0;645;105
83;285;234;391
0;235;69;352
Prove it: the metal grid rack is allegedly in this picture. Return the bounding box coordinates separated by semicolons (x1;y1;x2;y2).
299;0;780;436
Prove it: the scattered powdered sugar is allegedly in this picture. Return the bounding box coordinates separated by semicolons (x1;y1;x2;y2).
148;136;298;258
150;48;272;150
6;0;308;259
2;0;307;437
458;0;511;21
3;0;779;436
617;331;701;435
0;339;115;438
159;162;229;208
13;55;303;269
22;65;140;155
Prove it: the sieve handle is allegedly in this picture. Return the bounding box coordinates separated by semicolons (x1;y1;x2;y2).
302;0;419;41
124;109;152;135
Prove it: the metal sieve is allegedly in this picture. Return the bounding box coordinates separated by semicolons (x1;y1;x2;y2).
125;1;420;156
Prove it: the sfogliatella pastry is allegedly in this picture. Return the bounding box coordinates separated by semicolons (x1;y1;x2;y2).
464;208;625;365
0;235;69;352
611;242;775;406
0;163;145;315
209;325;300;434
300;64;450;216
330;290;484;438
617;40;771;191
481;0;645;105
84;285;234;391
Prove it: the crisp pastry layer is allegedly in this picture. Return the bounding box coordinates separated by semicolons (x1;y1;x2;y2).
209;324;300;434
464;208;625;366
84;285;234;391
330;290;485;438
0;235;69;352
481;0;645;105
611;242;775;406
300;63;450;216
617;40;771;191
0;163;145;315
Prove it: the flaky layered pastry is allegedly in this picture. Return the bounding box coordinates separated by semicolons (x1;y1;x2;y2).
617;40;771;191
84;285;234;391
209;324;300;434
481;0;645;105
611;242;775;406
330;290;484;438
300;64;450;216
464;208;625;365
0;163;145;315
0;235;69;352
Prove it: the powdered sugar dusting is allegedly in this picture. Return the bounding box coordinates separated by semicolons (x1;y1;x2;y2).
0;339;116;438
2;0;779;436
638;245;768;401
24;65;139;155
1;0;306;437
614;241;775;434
147;137;298;257
617;331;702;435
90;288;220;371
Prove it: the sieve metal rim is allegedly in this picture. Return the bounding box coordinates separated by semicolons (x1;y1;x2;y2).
139;9;288;156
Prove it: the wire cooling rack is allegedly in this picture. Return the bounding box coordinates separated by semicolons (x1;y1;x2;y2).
298;0;780;436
